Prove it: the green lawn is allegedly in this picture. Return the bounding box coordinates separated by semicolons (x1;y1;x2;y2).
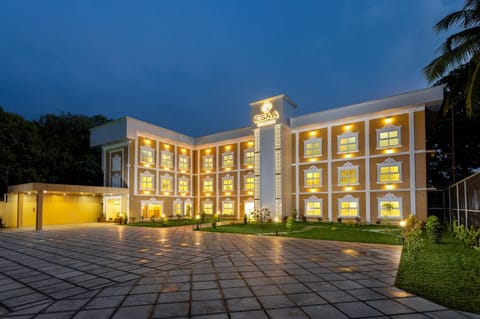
396;233;480;313
200;222;402;245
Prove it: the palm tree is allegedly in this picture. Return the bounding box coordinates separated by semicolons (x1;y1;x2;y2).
424;0;480;117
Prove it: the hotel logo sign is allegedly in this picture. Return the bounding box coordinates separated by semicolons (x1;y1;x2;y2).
253;102;280;127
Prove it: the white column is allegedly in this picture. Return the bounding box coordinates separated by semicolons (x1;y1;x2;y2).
216;145;220;214
134;137;138;195
365;120;371;223
409;110;416;215
174;145;178;196
197;149;201;215
295;131;300;220
327;126;333;221
237;142;241;219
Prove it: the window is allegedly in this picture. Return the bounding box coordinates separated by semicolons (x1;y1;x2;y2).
244;149;255;165
338;162;359;185
140;146;155;164
178;155;189;170
161;150;173;168
140;171;154;191
202;200;213;215
178;176;189;193
377;158;402;183
112;155;121;171
222;175;234;192
377;125;401;148
304;137;322;157
304;166;322;187
160;174;173;192
338;195;359;217
222;199;234;216
222;152;234;168
112;173;121;188
378;193;402;218
338;132;359;153
244;174;254;191
203;177;213;192
173;199;183;216
305;196;322;217
203;155;213;170
141;200;163;218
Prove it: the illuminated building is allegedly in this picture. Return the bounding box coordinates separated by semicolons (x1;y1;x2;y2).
90;86;443;223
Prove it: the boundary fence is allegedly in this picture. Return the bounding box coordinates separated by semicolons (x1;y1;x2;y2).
428;172;480;228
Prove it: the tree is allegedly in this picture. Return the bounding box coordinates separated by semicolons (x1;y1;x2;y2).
424;0;480;117
0;107;109;195
36;113;109;186
0;107;43;195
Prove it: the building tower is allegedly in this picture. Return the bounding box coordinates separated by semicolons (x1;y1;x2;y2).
249;95;297;220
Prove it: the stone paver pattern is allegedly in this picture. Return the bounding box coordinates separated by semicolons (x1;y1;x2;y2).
0;223;478;319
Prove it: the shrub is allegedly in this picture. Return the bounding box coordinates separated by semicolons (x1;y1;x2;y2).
212;214;218;230
243;214;248;224
337;217;342;224
345;220;355;227
453;222;480;249
286;216;294;232
403;214;424;258
426;215;442;243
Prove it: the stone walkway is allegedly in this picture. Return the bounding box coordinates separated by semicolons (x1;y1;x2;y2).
0;224;478;319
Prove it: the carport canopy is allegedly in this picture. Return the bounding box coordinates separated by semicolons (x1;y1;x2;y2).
6;183;128;231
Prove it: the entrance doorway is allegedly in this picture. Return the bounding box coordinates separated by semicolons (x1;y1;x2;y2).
105;196;122;221
245;201;254;219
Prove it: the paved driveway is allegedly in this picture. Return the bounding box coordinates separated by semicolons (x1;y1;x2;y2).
0;224;477;319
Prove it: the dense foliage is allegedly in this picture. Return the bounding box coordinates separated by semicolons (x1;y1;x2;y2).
424;0;480;117
425;0;480;188
0;106;109;195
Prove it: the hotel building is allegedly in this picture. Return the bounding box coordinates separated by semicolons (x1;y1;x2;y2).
90;86;443;224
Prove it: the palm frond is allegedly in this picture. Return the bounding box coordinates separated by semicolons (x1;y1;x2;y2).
434;10;470;32
445;27;480;51
465;58;480;117
425;41;478;81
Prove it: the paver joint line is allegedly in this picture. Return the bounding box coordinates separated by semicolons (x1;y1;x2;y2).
0;223;477;319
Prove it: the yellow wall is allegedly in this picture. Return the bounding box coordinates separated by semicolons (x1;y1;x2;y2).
42;195;101;225
0;194;19;227
22;194;37;227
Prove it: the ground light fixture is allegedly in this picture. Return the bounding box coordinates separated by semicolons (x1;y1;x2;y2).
196;214;200;230
274;216;279;235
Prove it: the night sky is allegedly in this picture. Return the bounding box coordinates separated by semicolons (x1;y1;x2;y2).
0;0;457;136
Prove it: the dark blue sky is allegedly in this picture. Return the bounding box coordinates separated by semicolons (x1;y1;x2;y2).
0;0;457;136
